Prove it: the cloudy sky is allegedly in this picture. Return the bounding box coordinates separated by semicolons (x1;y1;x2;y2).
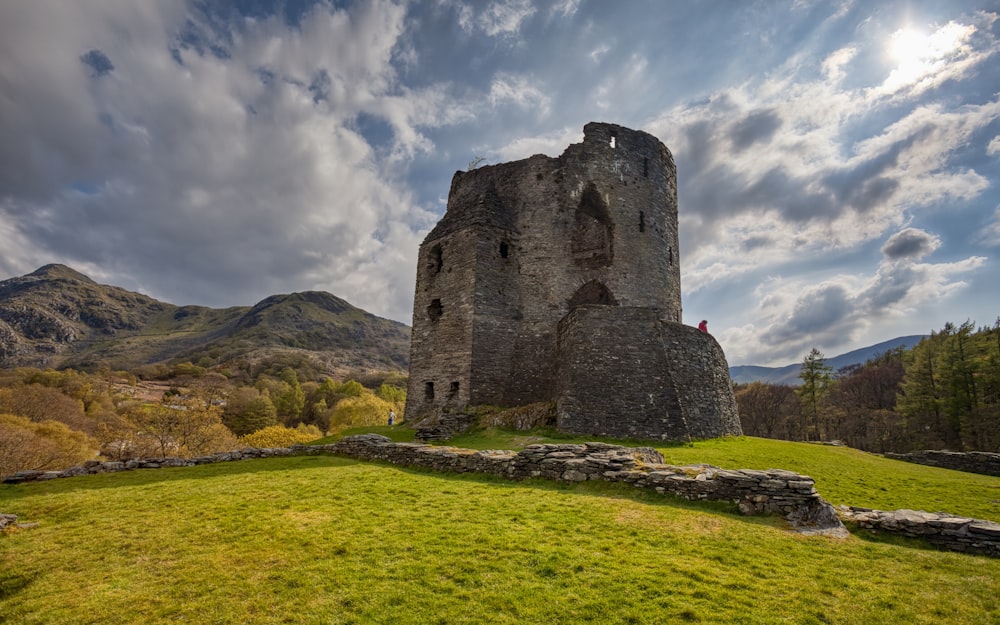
1;0;998;367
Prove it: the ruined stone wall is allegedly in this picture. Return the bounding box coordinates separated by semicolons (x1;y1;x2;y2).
406;228;478;417
839;507;1000;557
884;450;1000;477
327;435;840;531
556;307;741;441
405;123;686;424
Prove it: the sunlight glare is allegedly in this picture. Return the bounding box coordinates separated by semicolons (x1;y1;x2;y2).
883;22;973;92
889;28;927;62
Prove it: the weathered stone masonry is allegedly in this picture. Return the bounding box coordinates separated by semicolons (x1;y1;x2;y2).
405;122;741;441
327;435;842;531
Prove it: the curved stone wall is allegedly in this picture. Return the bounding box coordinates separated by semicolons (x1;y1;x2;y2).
556;306;741;441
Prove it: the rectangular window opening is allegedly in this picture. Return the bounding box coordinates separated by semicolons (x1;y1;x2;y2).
448;381;460;399
424;382;435;401
429;244;443;274
427;298;443;321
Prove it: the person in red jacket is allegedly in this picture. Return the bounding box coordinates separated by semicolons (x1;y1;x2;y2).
698;319;708;333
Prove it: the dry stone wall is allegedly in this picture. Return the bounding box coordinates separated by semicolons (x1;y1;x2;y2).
1;447;296;484
838;507;1000;557
884;450;1000;477
326;435;842;531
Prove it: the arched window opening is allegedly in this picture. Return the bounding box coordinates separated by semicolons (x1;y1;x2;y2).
571;183;614;269
448;381;460;399
568;280;619;309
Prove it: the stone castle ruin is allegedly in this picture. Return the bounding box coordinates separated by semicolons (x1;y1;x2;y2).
405;122;741;441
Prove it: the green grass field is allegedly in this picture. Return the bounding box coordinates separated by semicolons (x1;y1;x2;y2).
2;434;998;624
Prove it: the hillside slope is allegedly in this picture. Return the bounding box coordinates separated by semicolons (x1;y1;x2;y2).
0;264;410;372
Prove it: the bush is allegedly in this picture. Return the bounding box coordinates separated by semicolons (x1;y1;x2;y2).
375;383;406;404
0;413;98;477
239;424;322;448
331;393;400;429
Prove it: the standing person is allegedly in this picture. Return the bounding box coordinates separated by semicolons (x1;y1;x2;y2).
698;319;708;333
388;410;396;426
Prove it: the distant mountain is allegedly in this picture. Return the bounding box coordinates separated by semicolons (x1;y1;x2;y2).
729;335;927;385
0;264;410;373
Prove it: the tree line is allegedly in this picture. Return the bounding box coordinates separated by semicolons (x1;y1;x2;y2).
736;319;1000;453
0;363;406;478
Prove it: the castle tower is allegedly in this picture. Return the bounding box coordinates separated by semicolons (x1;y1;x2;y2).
405;123;740;441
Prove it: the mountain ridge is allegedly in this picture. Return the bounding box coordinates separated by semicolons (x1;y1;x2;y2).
729;335;927;385
0;264;410;374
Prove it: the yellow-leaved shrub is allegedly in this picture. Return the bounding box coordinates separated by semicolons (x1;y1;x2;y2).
239;424;322;448
0;413;98;477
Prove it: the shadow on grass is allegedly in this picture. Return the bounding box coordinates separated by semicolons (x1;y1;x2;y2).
0;572;35;603
843;522;952;554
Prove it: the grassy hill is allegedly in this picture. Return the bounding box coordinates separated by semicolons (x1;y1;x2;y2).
0;264;410;374
2;435;997;624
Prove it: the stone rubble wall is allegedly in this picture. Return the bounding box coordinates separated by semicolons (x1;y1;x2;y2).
884;450;1000;477
1;447;297;484
838;507;1000;557
321;435;841;531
